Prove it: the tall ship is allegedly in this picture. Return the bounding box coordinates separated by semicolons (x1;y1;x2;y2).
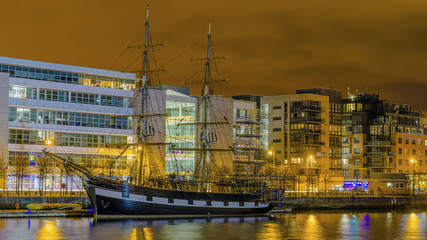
44;6;273;218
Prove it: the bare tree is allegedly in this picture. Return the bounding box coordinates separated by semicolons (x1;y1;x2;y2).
10;157;29;196
128;159;138;184
0;160;7;195
104;159;117;180
36;156;51;196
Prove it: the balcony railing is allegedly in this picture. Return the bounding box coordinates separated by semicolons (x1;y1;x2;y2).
290;117;324;123
290;106;323;112
366;163;396;168
364;141;393;146
330;163;343;168
364;152;395;157
290;129;324;134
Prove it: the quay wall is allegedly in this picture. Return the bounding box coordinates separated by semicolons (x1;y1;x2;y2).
0;197;91;210
274;196;427;210
2;195;427;211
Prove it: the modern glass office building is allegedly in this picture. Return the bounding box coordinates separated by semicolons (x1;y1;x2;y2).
0;56;137;192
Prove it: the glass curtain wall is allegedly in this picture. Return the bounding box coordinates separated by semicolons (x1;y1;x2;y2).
165;100;196;178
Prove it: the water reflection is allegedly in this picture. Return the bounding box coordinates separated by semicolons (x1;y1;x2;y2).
404;213;420;239
302;214;324;239
256;222;282;239
36;220;63;240
125;227;154;240
1;212;427;239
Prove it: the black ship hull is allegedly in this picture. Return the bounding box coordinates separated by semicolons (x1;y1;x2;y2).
86;181;273;218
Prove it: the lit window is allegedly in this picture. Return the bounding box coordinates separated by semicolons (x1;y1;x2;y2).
343;169;349;177
354;148;360;154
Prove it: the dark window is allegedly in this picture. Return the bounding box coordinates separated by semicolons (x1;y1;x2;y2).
146;195;153;201
273;128;281;132
398;138;402;144
272;117;281;120
255;202;259;206
405;138;409;144
412;139;416;145
206;201;212;206
272;106;281;109
223;201;229;206
272;139;281;143
239;202;244;206
354;137;359;144
354;170;360;177
188;199;194;205
168;197;174;203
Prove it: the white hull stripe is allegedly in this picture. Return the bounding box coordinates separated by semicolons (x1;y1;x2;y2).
94;187;270;209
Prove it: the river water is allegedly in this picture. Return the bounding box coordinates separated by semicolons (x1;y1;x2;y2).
1;210;427;239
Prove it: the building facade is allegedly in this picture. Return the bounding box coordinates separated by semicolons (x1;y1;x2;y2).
261;92;332;192
1;56;137;192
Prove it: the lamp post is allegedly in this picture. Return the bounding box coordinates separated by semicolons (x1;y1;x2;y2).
411;159;416;196
45;139;54;198
307;155;313;195
268;150;275;166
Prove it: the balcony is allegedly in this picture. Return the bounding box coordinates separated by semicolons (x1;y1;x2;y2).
330;142;342;147
235;133;262;138
290;106;323;112
342;131;352;136
364;141;393;146
330;163;343;169
342;164;353;169
366;163;395;168
342;120;352;125
291;129;324;134
364;152;395;157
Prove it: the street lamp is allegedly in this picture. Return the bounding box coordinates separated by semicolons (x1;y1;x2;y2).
411;159;416;196
307;155;313;195
45;139;54;197
268;150;275;166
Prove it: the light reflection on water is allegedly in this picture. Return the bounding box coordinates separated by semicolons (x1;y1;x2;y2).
0;212;427;240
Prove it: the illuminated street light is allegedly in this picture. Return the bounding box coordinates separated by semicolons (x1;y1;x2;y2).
307;155;314;196
268;150;275;165
411;159;416;196
45;139;53;146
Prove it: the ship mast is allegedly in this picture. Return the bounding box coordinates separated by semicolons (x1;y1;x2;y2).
199;23;212;191
137;5;151;186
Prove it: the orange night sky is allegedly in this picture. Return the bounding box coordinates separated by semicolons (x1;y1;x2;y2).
1;0;427;109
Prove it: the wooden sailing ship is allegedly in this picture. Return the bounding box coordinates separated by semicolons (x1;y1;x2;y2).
43;6;273;218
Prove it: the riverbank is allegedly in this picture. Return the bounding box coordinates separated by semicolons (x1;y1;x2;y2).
0;209;93;218
1;195;427;217
0;196;90;210
273;195;427;210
